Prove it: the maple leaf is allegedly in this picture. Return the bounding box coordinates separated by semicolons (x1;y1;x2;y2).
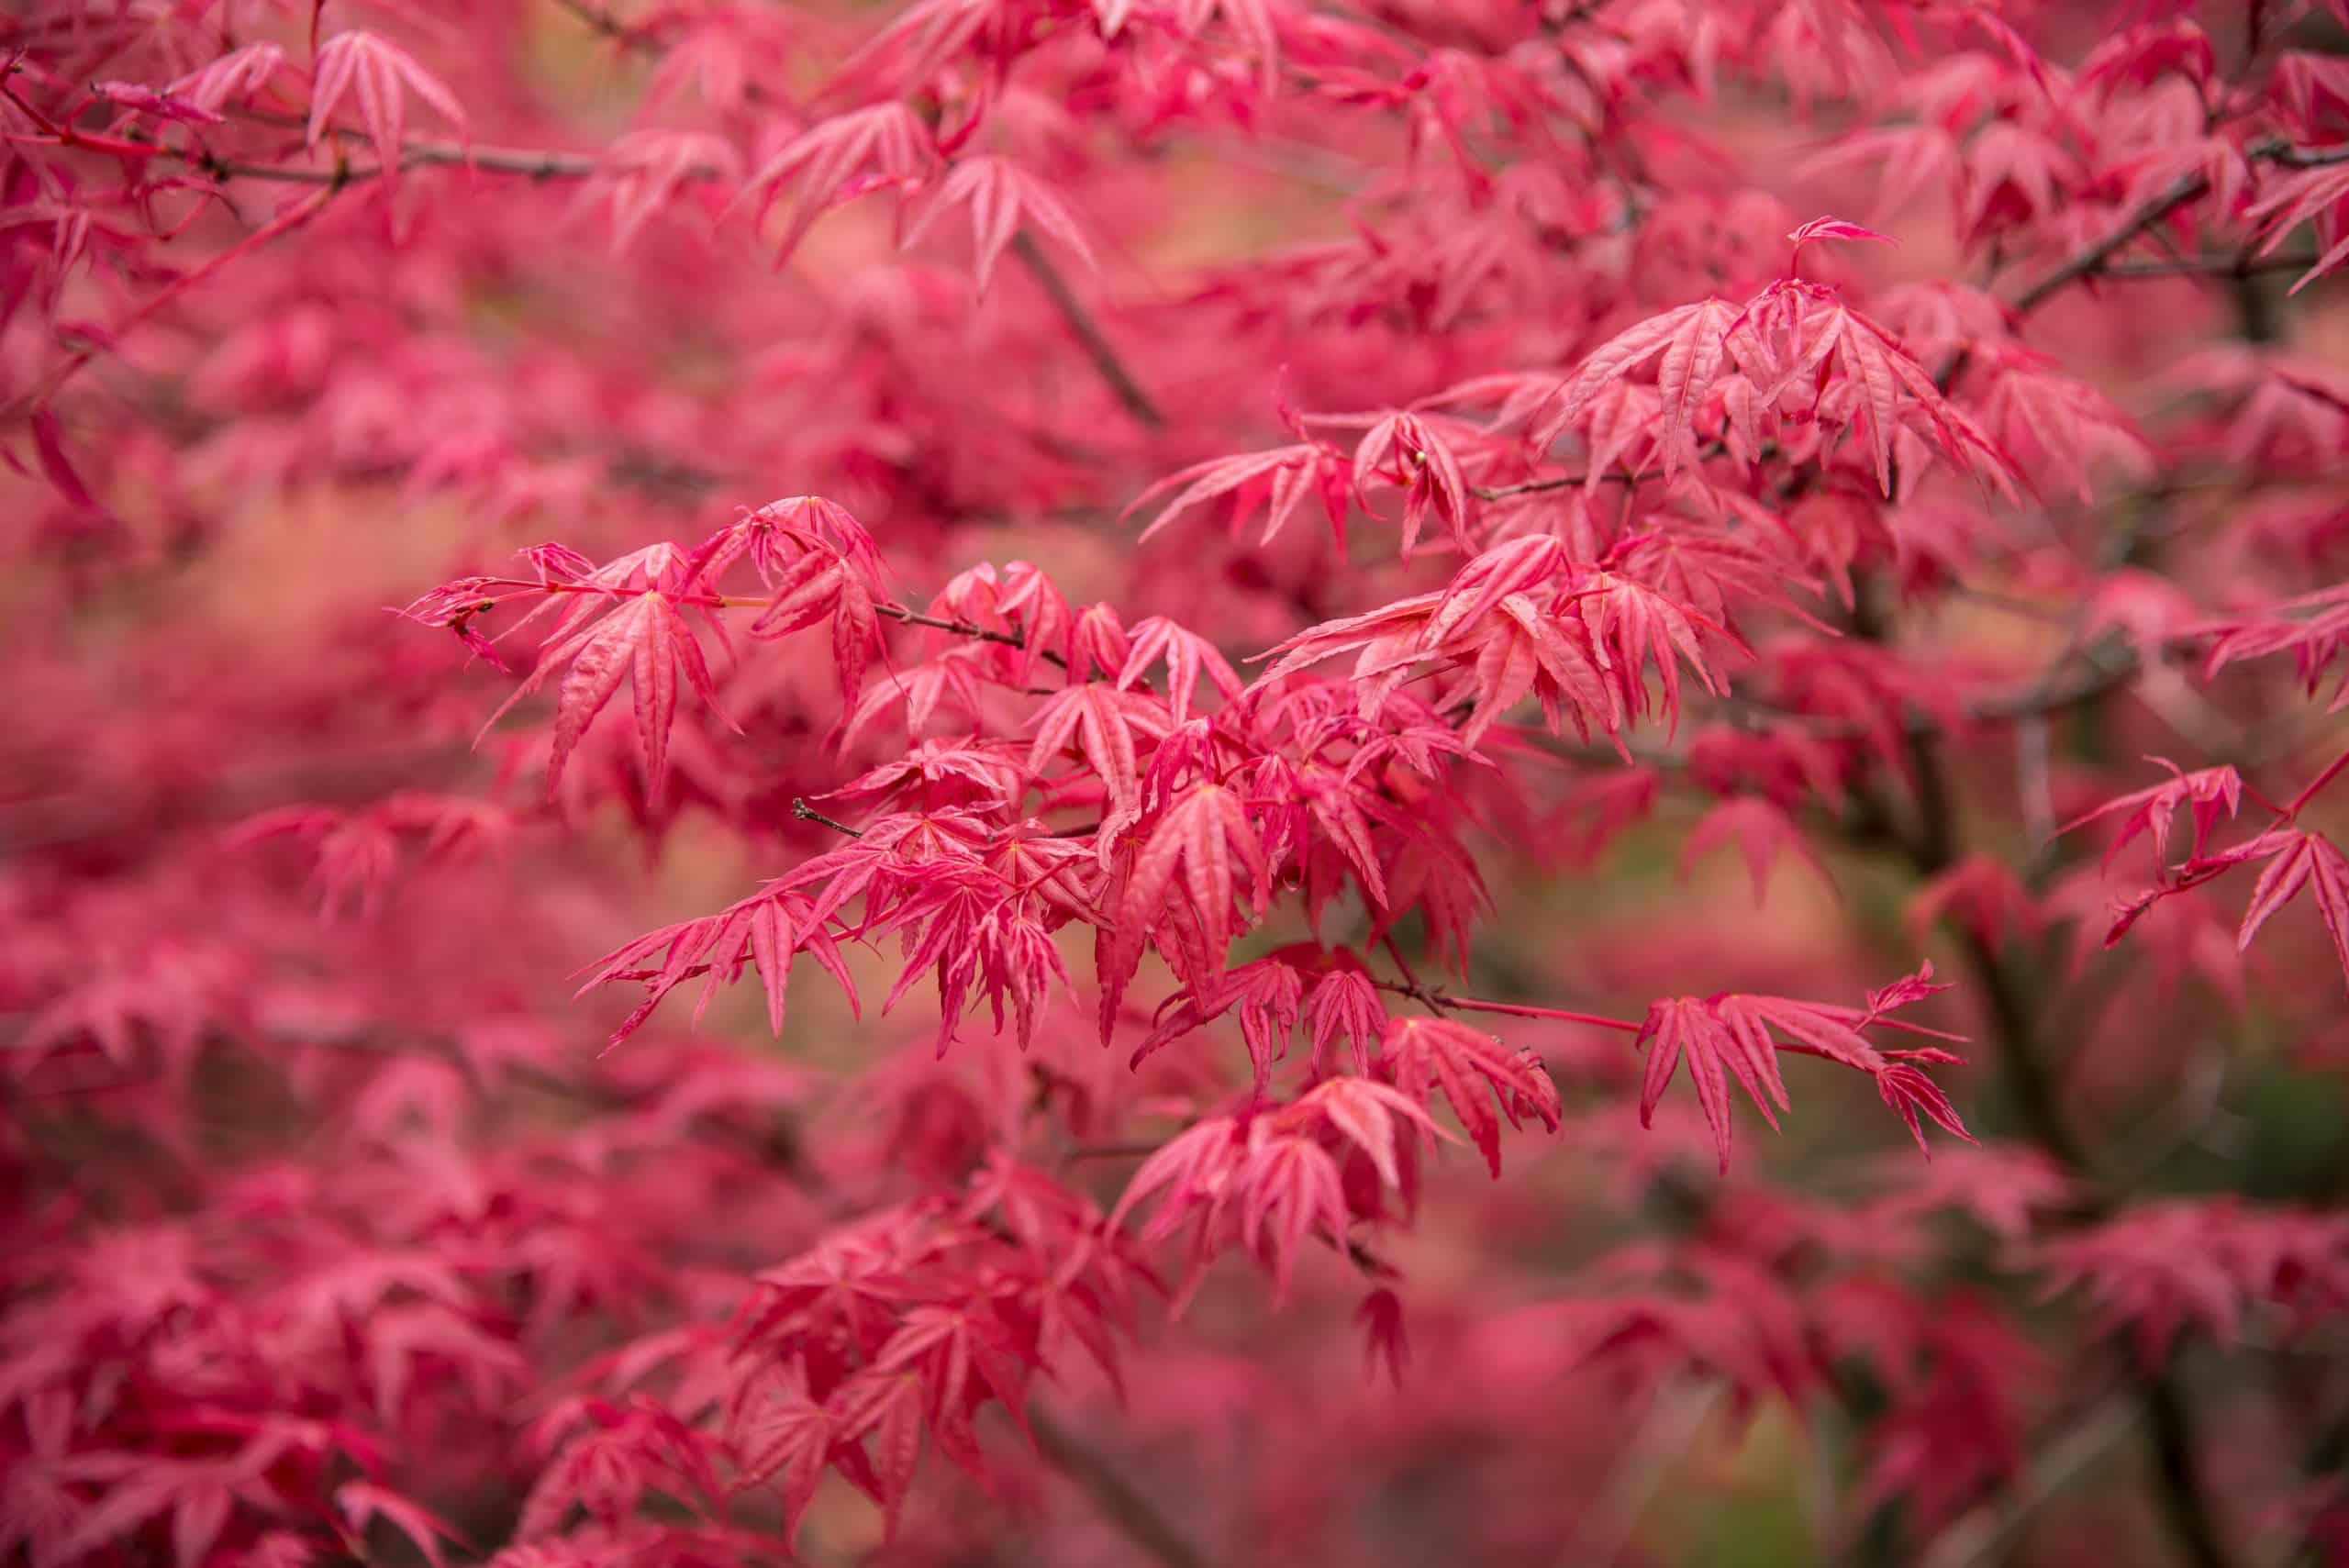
871;1302;1032;1470
1126;440;1352;549
829;737;1027;813
50;1459;246;1568
1533;298;1738;480
1130;955;1305;1084
1027;683;1167;828
1638;982;1970;1172
1876;1063;1975;1157
1954;121;2076;242
1680;795;1833;905
1869;1141;2072;1241
2189;828;2349;994
2078;18;2215;95
1098;781;1271;1040
1424;535;1573;646
2039;1199;2349;1365
1444;591;1617;746
1236;1132;1353;1304
1307;965;1386;1075
1907;853;2040;953
879;866;1072;1055
1787;216;1896;253
2196;581;2349;709
1829;1288;2040;1536
1286;1075;1448;1195
1356;1287;1409;1385
484;590;732;803
1293;762;1390;906
2055;758;2244;872
1371;817;1493;978
928;560;1075;682
727;1361;835;1544
1378;1015;1558;1178
750;539;885;707
307;33;468;198
91;81;226;128
2251;159;2349;294
1728;282;2017;499
837;651;993;752
901;155;1095;294
1974;351;2154;503
167;41;292;114
1571;572;1726;737
1347;410;1475;557
518;1401;722;1540
578;130;741;256
1522;1247;1813;1422
1255;592;1445;720
738;104;940;265
1635;995;1790;1173
1109;1118;1249;1244
579;885;857;1047
1118;616;1241;728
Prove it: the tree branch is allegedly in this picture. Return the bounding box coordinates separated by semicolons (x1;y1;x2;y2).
1029;1405;1208;1568
790;797;864;838
1367;978;1641;1032
1011;231;1166;430
2012;172;2217;315
1882;658;2234;1568
2009;139;2349;317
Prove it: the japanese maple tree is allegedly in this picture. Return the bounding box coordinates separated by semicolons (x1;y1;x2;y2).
8;0;2349;1563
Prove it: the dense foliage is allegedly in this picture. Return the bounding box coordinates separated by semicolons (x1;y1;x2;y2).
7;0;2349;1563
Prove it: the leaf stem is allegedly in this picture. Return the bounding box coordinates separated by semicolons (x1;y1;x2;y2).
1368;979;1641;1032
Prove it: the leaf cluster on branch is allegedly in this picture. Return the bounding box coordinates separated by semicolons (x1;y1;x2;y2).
6;1;2349;1565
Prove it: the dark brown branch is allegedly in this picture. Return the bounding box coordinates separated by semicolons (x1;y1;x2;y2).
877;600;1061;662
186;140;606;186
2267;141;2349;169
1867;612;2234;1568
2009;139;2348;316
790;798;865;838
1367;977;1641;1032
1011;231;1166;431
1029;1406;1207;1568
2012;173;2215;315
2097;250;2321;279
1471;440;1732;501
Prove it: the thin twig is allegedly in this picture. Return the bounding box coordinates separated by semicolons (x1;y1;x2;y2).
791;798;864;838
189;140;606;184
1367;978;1642;1033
